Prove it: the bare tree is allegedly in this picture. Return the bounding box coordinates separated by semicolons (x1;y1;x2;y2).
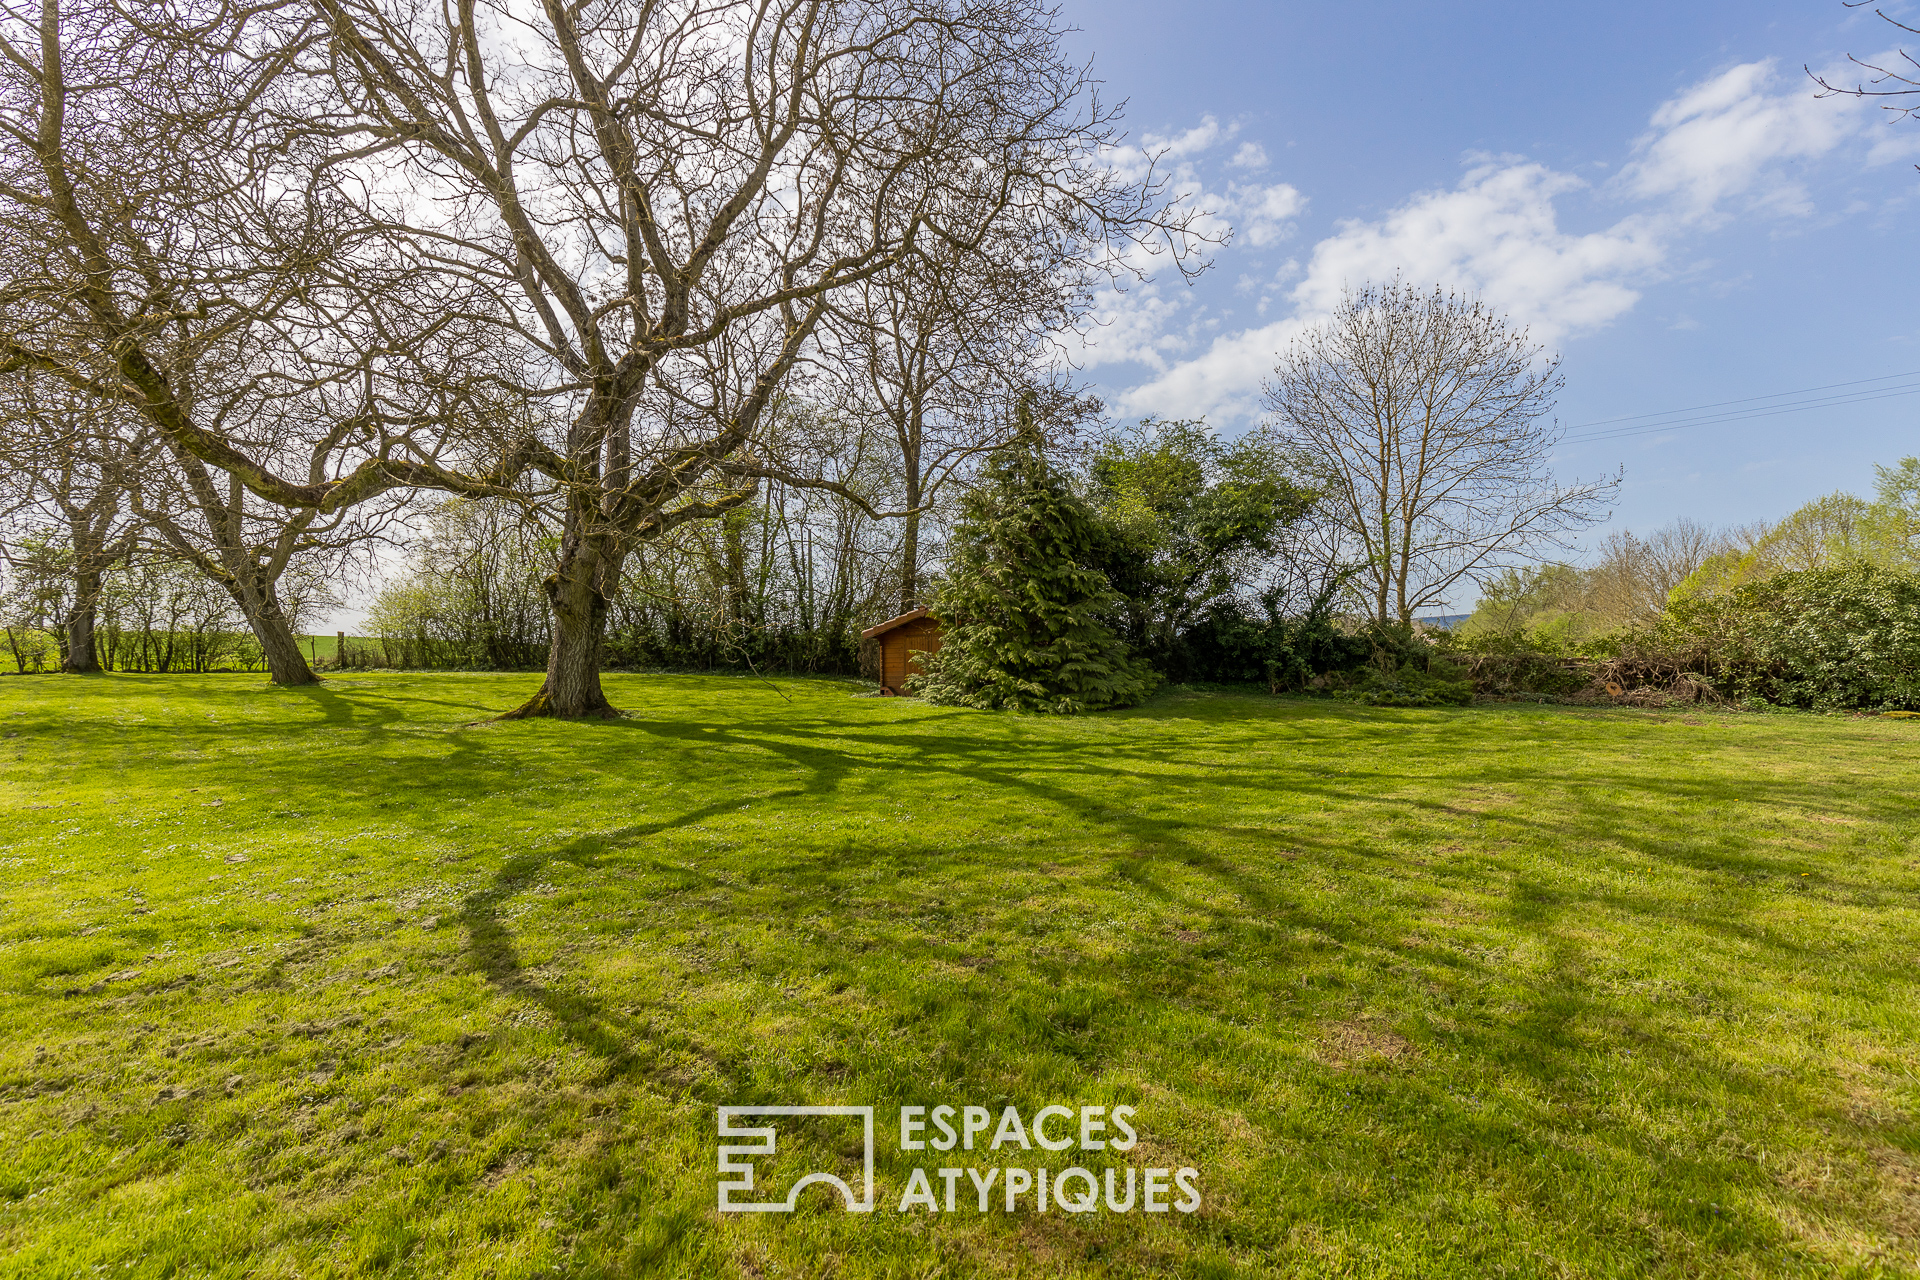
4;0;1196;714
0;0;499;685
0;376;149;670
1583;518;1728;626
819;228;1100;615
1262;280;1619;625
290;0;1196;716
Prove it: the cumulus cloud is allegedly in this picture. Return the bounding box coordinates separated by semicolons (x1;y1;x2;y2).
1095;115;1304;276
1288;159;1656;337
1616;59;1854;219
1104;59;1882;427
1117;161;1656;422
1230;141;1269;170
1059;282;1197;374
1229;181;1307;247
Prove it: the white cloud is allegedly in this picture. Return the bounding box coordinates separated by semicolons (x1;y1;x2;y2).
1118;160;1656;422
1229;181;1307;247
1113;316;1310;422
1059;282;1196;374
1230;141;1269;170
1138;117;1228;162
1097;120;1303;272
1103;59;1882;427
1288;159;1657;338
1617;59;1855;219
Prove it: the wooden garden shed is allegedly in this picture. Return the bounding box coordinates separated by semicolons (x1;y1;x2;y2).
861;607;944;696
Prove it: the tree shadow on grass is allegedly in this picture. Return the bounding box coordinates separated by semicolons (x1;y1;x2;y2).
453;792;804;1088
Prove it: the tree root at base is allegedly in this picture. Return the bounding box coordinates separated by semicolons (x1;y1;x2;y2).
486;689;621;722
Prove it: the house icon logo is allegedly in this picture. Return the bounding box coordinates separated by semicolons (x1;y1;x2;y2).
716;1106;875;1213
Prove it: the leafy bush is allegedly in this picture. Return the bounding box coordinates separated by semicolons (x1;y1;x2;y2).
1606;565;1920;710
1086;418;1315;669
1160;587;1368;690
1445;628;1590;698
1331;662;1475;707
1713;566;1920;710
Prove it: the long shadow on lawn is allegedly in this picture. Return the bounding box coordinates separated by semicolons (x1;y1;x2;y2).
596;702;1917;1087
359;692;1915;1270
599;709;1904;959
453;792;803;1087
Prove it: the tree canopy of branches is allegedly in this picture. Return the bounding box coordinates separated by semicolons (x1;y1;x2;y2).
1262;280;1618;625
0;0;495;684
818;220;1101;616
0;377;150;670
2;0;1198;714
310;0;1200;715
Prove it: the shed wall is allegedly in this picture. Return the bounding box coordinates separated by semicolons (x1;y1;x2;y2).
879;619;942;693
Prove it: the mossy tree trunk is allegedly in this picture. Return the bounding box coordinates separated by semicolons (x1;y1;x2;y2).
62;565;102;673
498;511;622;720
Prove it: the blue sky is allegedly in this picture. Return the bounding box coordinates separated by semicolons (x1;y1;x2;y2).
1053;0;1920;547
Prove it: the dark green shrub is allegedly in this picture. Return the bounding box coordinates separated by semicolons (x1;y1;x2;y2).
914;433;1156;714
1161;587;1369;689
1331;662;1475;707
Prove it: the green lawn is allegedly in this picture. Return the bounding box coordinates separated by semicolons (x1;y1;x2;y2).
1;673;1916;1278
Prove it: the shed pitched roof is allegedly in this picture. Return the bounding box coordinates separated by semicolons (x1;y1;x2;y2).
860;607;934;640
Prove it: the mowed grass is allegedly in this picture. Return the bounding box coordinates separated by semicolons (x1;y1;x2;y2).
0;673;1917;1279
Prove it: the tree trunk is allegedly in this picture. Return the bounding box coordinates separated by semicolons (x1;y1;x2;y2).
500;524;619;719
251;610;316;685
62;568;101;673
899;446;923;615
899;508;921;616
225;574;319;686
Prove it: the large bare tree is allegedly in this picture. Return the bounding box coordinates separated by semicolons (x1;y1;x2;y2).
292;0;1196;716
1262;280;1618;625
3;0;1195;713
0;0;500;685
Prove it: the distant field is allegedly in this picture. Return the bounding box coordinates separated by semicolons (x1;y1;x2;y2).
294;634;377;663
0;674;1916;1277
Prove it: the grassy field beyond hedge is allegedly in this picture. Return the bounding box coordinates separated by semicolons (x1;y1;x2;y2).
1;674;1917;1278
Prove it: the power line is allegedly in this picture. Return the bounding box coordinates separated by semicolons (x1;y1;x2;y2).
1562;369;1920;431
1567;384;1920;442
1561;372;1920;446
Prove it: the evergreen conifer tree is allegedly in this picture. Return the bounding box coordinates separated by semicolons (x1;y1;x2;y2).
913;423;1156;713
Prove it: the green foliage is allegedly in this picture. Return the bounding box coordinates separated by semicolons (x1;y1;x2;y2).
364;500;557;670
362;481;892;674
1087;418;1314;665
1862;455;1920;571
1457;563;1594;643
1317;621;1475;705
1445;625;1591;698
1331;661;1475;707
1674;468;1920;604
916;429;1156;712
1689;565;1920;711
1166;586;1368;690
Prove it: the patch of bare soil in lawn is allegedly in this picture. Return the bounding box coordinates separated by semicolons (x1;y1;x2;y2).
1316;1020;1415;1069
